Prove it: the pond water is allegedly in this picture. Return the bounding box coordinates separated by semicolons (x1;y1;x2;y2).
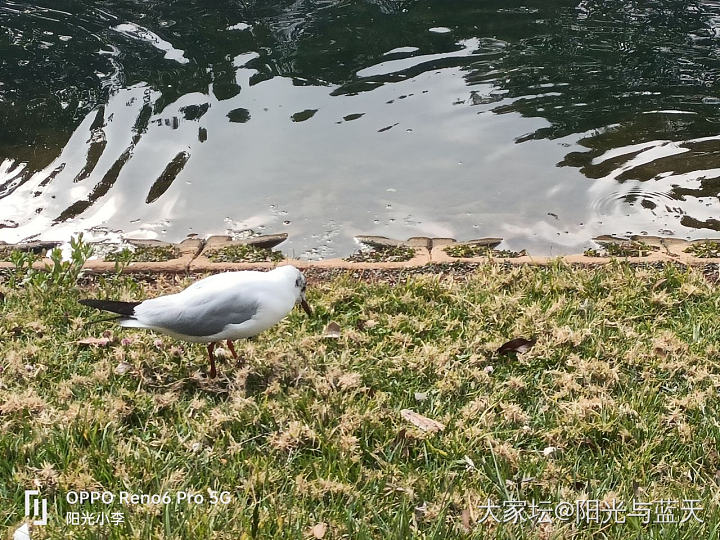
2;0;720;257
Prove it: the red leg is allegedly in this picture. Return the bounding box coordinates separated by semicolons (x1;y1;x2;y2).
207;343;217;378
226;340;238;359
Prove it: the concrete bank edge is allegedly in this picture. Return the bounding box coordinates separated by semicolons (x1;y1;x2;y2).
1;234;719;273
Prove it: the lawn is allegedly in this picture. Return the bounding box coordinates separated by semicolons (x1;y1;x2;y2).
1;246;720;539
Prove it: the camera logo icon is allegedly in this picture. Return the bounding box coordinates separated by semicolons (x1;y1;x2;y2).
24;490;48;526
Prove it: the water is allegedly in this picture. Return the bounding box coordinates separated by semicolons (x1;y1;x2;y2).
2;0;720;257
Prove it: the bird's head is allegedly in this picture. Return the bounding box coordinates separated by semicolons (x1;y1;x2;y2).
276;265;312;316
294;269;313;316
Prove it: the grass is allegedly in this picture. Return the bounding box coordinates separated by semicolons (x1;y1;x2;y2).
584;241;659;258
2;242;720;538
0;247;19;262
344;245;416;263
105;245;180;263
444;245;527;259
206;245;284;263
685;241;720;258
0;246;54;262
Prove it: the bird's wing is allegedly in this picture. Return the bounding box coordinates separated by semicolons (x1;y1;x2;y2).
181;271;265;294
133;283;260;337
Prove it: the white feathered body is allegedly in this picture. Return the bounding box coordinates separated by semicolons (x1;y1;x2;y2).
119;266;299;343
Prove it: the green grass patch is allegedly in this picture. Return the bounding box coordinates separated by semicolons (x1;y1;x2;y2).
344;245;416;262
2;250;719;538
444;244;526;258
0;245;54;262
685;241;720;258
0;247;20;262
584;240;659;258
206;244;284;263
105;245;180;263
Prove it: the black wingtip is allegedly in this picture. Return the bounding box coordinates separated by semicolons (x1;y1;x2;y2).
79;299;141;317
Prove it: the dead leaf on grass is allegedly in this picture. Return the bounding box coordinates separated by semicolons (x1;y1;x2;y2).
653;278;667;291
400;409;445;433
497;337;536;355
77;337;113;347
461;507;471;532
322;322;341;339
310;522;327;538
114;362;133;375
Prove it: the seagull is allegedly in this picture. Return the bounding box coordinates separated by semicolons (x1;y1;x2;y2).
79;265;312;378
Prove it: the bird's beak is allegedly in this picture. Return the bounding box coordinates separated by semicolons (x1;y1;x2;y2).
300;297;313;316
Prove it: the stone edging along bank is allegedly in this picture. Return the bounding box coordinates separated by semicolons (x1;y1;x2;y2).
1;234;719;273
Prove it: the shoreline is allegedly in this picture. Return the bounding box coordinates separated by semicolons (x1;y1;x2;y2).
2;233;720;274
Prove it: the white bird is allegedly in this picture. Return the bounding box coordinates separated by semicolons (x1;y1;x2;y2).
80;265;312;378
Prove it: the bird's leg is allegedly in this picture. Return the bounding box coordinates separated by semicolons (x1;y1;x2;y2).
207;343;217;379
227;339;247;367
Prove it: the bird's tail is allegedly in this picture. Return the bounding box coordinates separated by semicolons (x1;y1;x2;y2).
79;299;141;316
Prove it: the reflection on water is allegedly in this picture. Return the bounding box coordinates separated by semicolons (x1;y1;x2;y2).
1;0;720;256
